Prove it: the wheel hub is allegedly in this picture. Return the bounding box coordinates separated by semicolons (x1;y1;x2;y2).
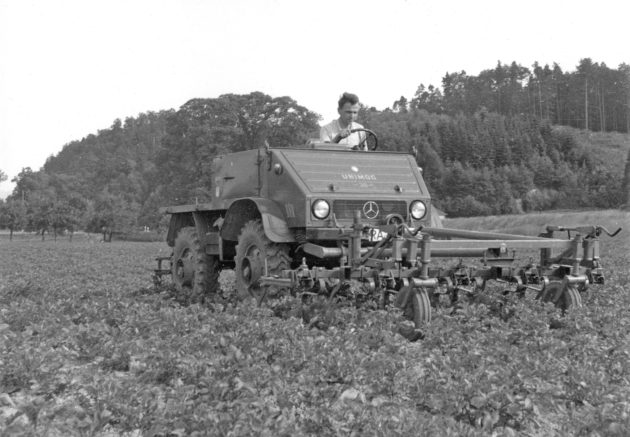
240;245;264;286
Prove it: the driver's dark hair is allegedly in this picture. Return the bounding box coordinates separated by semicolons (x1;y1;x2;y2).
338;92;360;109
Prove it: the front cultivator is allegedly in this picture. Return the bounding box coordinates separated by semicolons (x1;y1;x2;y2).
156;143;622;332
258;212;621;328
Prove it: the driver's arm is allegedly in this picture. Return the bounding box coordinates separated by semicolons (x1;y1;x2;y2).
320;125;350;143
319;125;332;142
333;129;351;143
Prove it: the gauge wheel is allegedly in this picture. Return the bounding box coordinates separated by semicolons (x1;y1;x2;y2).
541;281;582;311
396;286;432;327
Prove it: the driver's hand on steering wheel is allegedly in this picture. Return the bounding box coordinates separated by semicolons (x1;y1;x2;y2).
337;128;351;140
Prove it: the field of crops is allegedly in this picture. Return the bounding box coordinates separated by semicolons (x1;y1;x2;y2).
1;211;629;436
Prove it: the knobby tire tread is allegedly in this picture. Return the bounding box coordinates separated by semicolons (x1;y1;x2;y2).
235;220;290;299
172;226;220;296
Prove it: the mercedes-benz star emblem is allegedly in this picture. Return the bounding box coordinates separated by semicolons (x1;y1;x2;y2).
363;201;379;219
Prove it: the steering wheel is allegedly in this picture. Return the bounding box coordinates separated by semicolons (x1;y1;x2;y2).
332;128;379;150
352;128;378;150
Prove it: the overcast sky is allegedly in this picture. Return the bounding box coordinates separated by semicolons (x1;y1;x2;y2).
0;0;627;198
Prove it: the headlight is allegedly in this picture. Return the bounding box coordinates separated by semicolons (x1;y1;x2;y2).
311;199;330;219
409;200;427;220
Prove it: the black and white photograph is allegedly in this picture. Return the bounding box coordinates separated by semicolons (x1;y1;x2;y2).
1;0;628;435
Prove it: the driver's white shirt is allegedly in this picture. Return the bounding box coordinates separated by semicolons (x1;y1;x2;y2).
320;119;366;149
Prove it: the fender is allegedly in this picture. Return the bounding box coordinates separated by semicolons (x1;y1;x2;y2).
221;197;296;243
165;210;223;247
165;212;194;246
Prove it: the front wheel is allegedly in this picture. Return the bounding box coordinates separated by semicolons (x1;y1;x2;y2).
234;220;291;302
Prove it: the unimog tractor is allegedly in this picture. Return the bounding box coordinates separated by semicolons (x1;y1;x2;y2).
157;130;621;327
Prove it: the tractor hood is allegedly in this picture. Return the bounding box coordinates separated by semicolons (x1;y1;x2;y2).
277;149;429;195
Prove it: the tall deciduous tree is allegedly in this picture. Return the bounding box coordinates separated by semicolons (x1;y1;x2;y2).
0;199;26;240
10;167;42;202
156;92;320;206
26;191;54;240
87;191;139;241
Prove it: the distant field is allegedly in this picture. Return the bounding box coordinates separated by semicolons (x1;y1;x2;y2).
445;209;628;240
0;230;164;243
1;210;629;435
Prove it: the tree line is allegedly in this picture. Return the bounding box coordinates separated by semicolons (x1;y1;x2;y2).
1;59;629;238
397;58;630;133
361;108;629;216
0;93;320;239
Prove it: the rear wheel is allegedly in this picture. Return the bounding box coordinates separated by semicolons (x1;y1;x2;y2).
172;227;220;299
234;220;291;302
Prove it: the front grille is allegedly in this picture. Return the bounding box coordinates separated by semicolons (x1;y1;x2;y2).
333;200;407;221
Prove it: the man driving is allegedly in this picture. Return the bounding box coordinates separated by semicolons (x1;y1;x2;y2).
320;92;367;150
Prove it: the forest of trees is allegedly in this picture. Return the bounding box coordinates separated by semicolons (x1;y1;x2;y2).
397;58;630;133
1;59;629;238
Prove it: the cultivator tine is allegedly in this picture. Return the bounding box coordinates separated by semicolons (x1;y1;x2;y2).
456;286;474;295
522;284;543;293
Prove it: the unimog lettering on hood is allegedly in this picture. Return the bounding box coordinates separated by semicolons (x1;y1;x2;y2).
340;173;377;181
